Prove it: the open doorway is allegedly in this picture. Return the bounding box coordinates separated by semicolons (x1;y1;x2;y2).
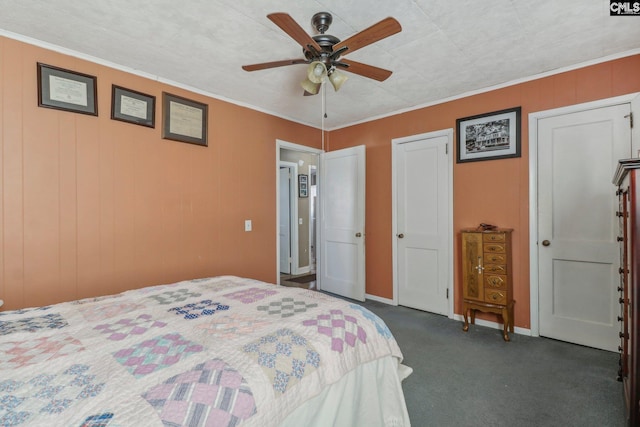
277;141;321;287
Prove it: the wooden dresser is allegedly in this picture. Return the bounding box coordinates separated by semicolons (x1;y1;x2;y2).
461;228;514;341
613;158;640;426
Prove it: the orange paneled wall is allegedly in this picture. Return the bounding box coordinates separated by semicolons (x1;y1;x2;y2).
0;37;320;310
2;33;639;328
328;55;640;329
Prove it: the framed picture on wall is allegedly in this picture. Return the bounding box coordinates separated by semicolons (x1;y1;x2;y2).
111;85;155;127
37;63;98;116
456;107;521;163
299;174;308;198
162;92;208;146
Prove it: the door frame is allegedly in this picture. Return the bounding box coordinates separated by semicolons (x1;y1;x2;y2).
528;92;639;337
308;164;318;273
276;139;323;284
279;161;298;275
391;128;454;316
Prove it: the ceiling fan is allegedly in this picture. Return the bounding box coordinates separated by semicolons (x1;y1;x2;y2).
242;12;402;95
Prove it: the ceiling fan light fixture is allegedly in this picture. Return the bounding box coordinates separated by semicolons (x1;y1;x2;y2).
307;61;327;84
243;13;402;98
300;78;321;95
328;69;348;91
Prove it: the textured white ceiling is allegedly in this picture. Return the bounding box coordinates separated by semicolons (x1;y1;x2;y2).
0;0;639;129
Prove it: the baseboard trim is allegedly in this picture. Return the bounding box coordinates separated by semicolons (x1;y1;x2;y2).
452;314;531;336
365;293;396;305
361;297;531;336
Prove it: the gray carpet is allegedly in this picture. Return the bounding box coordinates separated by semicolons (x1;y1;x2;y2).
359;299;625;427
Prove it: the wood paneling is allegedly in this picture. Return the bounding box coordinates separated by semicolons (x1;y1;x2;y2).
0;36;320;310
2;38;26;308
329;55;640;329
1;33;639;330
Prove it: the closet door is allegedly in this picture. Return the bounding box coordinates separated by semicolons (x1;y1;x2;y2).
538;104;631;351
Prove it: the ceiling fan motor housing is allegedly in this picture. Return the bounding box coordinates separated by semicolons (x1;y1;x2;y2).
306;35;340;63
306;13;341;67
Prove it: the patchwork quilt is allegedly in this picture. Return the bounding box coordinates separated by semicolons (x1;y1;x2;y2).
0;276;406;426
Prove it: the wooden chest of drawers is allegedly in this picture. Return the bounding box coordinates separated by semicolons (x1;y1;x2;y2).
613;159;640;425
461;228;514;341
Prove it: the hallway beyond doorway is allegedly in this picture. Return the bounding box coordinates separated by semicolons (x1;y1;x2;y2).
280;273;317;290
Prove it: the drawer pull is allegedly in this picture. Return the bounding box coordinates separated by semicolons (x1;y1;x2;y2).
487;277;504;287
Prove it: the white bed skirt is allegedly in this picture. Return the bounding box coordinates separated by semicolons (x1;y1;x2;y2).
280;356;413;427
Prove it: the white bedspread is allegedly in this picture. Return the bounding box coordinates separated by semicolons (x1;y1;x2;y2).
0;276;410;426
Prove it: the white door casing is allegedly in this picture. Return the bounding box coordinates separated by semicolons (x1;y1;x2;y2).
319;145;366;301
534;101;632;351
393;130;453;316
279;164;296;274
276;140;322;285
309;165;318;272
633;94;640;155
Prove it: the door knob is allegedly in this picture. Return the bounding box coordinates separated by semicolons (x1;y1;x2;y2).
542;240;551;246
397;233;404;238
355;232;362;237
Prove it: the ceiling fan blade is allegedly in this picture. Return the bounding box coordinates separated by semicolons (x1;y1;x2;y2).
332;17;401;55
242;59;308;71
337;59;393;82
267;13;323;53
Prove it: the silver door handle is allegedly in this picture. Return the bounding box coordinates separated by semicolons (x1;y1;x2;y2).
542;240;551;247
355;232;362;237
397;233;404;238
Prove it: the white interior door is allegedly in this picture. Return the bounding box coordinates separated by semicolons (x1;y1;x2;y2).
279;165;293;274
538;103;631;351
319;146;366;301
394;132;451;315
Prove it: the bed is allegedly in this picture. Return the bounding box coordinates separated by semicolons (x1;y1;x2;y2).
0;276;411;426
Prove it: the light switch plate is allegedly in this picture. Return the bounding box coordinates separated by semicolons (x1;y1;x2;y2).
245;220;252;231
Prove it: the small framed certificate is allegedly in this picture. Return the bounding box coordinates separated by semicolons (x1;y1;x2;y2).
162;92;208;146
37;63;97;116
111;85;155;127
